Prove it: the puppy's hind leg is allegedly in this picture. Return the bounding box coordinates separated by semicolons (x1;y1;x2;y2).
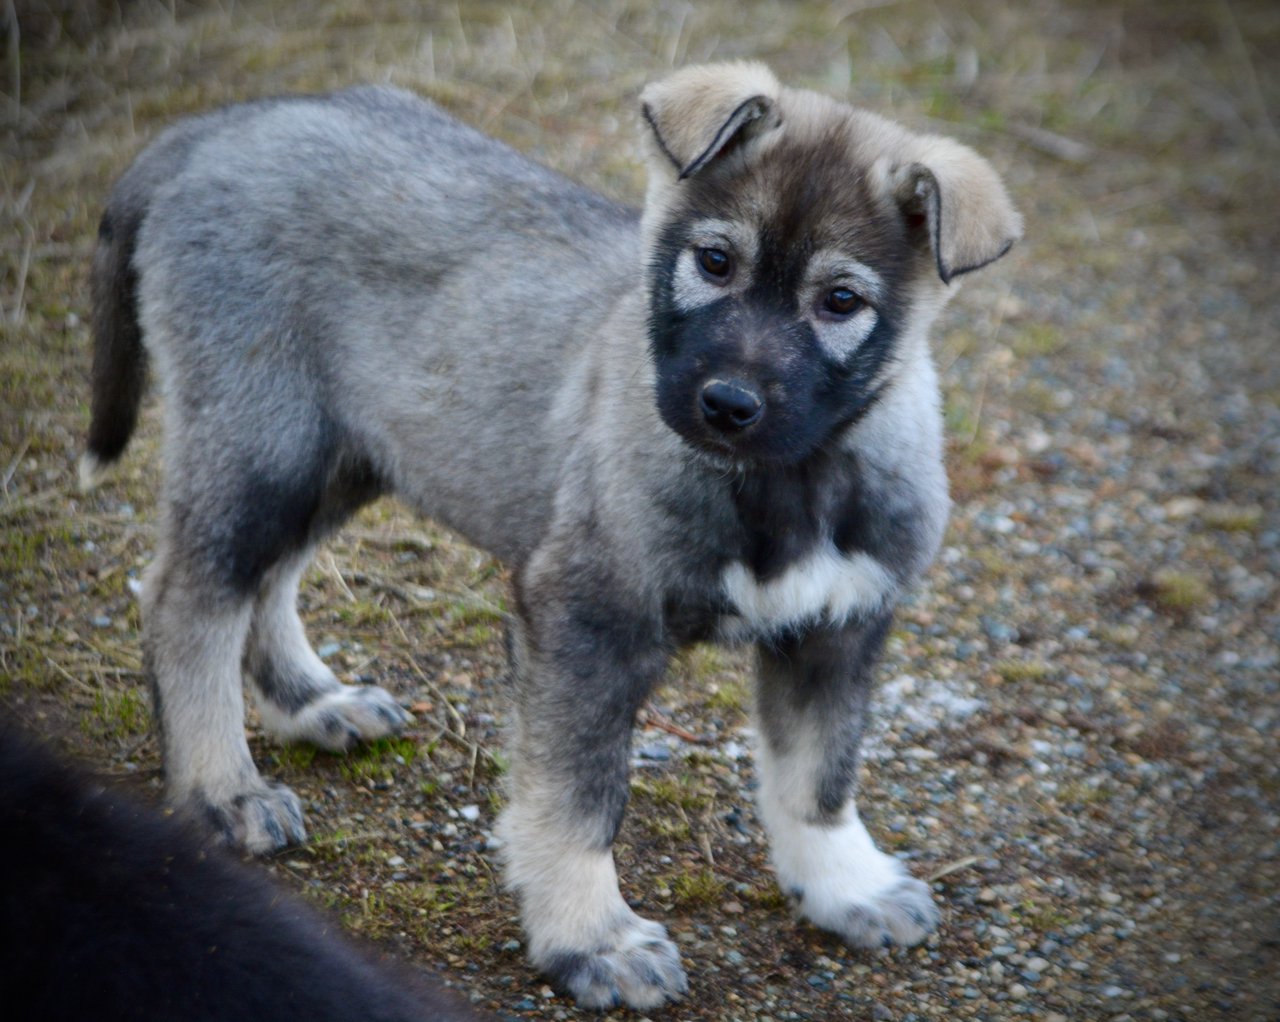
146;413;391;854
754;616;940;950
145;540;306;855
245;545;409;753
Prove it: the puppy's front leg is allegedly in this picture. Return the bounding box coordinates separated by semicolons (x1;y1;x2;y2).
755;615;940;949
497;573;686;1010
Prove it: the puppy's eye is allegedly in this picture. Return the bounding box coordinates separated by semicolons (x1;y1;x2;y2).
823;287;864;317
696;247;733;282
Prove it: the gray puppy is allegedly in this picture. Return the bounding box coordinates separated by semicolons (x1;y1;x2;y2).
83;62;1020;1010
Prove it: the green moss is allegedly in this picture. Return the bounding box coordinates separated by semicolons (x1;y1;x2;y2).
82;686;150;741
640;814;692;843
334;598;390;628
1144;570;1211;614
670;868;727;908
705;678;748;713
0;644;55;692
631;773;713;813
339;735;418;784
442;597;506;647
994;659;1051;683
1;526;42;572
1056;781;1111;806
742;882;790;912
1012;898;1074;933
1201;503;1263;534
271;744;318;771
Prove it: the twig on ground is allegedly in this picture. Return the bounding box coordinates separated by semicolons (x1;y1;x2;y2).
640;705;715;745
1;436;31;493
9;228;33;323
42;653;99;696
322;551;357;603
384;605;508;785
928;855;981;882
698;829;715;867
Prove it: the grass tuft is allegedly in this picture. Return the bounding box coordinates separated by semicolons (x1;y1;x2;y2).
670;868;727;908
1140;570;1212;615
81;686;150;741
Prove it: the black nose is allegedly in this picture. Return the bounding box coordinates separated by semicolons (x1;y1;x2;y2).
699;380;763;432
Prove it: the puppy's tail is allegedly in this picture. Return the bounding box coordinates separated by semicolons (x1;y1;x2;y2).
80;201;147;492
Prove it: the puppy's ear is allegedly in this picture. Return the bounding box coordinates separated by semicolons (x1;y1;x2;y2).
640;62;782;180
890;139;1022;284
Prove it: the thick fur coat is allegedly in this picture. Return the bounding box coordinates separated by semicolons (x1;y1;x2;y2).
83;62;1020;1008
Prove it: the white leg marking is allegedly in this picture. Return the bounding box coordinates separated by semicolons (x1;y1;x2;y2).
497;785;688;1009
756;731;938;947
144;561;305;854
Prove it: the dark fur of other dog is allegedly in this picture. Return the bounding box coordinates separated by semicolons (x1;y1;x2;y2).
0;724;483;1021
81;62;1021;1009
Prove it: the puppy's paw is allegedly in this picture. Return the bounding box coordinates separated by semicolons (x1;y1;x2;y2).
826;873;940;948
269;684;411;753
197;780;307;855
795;853;939;949
541;916;688;1010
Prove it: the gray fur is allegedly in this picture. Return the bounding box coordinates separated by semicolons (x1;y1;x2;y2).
86;63;1019;1009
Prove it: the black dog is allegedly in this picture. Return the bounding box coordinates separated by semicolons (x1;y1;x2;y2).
0;725;484;1021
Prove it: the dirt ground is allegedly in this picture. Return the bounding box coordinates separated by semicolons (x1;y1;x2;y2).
2;2;1278;1020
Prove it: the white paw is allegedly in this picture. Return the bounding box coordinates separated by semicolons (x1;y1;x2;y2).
194;779;306;855
538;913;689;1010
763;801;940;949
498;810;689;1010
810;870;940;948
262;684;410;752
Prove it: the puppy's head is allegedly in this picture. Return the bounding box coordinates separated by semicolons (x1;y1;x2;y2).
640;62;1022;466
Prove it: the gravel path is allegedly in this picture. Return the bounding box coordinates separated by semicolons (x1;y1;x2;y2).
3;2;1277;1020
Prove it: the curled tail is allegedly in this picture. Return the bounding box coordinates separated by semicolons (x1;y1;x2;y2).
80;204;147;491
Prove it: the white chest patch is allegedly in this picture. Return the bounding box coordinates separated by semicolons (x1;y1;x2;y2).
721;544;897;635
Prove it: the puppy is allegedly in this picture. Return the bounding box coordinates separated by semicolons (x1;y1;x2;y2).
0;724;483;1020
82;62;1020;1009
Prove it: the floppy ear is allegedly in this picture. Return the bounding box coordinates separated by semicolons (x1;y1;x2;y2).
640;62;782;180
890;138;1022;284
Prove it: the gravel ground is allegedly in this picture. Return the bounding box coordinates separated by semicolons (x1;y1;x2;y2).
3;2;1277;1020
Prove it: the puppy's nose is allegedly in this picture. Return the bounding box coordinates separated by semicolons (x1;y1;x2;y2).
699;380;763;432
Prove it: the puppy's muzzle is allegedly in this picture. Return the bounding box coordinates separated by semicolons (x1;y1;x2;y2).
699;379;763;433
